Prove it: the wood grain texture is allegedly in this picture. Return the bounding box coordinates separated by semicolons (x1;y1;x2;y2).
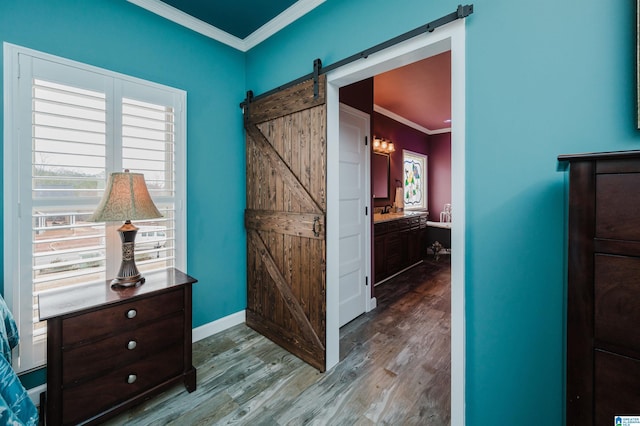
246;76;326;124
374;213;428;283
245;124;322;214
594;254;640;355
245;210;324;240
245;77;327;371
596;173;640;241
41;270;197;425
562;152;640;425
594;350;640;425
104;257;451;425
566;160;595;426
247;230;325;355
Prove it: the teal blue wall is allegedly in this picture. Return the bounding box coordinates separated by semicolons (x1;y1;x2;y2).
0;0;247;384
245;0;639;424
3;0;640;423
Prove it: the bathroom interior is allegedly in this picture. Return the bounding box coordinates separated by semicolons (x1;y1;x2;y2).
339;50;452;287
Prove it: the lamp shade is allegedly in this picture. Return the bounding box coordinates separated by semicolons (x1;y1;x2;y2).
90;171;162;222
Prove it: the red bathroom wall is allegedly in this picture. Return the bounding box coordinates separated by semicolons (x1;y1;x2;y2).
340;80;451;219
372;112;429;208
428;132;451;221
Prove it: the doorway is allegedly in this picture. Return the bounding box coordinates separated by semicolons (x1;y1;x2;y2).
325;19;466;426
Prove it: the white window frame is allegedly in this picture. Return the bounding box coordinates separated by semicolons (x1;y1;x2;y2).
3;43;187;373
402;149;428;211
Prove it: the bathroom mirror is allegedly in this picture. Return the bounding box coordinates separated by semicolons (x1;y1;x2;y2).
372;152;390;199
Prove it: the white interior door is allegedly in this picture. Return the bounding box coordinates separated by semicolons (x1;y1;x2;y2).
338;103;370;327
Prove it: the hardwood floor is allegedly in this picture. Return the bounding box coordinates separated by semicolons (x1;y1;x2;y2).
105;255;451;425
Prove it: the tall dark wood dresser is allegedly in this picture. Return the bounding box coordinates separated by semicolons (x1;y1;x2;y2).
559;150;640;425
39;268;197;425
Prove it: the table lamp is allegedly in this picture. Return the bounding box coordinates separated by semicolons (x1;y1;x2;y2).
90;170;162;288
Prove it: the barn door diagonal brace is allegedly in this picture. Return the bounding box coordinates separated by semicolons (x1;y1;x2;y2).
248;229;325;353
245;124;324;214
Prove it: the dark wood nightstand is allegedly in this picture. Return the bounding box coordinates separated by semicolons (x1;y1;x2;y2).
559;151;640;425
39;268;197;425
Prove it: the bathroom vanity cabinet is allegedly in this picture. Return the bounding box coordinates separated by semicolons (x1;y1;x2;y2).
374;212;428;283
559;150;640;425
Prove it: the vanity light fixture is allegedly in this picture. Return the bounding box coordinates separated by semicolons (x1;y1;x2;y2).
373;137;395;154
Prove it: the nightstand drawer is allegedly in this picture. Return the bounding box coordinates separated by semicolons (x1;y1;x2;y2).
63;314;183;385
62;345;183;425
596;173;640;241
594;349;640;426
62;288;183;346
594;254;640;354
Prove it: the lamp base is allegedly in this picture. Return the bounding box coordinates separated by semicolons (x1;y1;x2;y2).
111;221;145;289
111;276;145;288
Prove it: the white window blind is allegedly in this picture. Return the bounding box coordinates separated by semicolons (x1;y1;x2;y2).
121;96;177;272
3;44;186;373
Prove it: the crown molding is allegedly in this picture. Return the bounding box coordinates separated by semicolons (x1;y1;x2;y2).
127;0;325;52
244;0;325;50
127;0;245;50
374;104;451;136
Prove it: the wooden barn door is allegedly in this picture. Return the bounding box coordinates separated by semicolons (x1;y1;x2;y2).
244;74;327;371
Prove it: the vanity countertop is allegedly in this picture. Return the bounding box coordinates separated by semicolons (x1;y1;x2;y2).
373;210;428;224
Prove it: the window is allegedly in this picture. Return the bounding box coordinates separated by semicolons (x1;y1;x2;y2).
3;44;186;372
402;150;427;210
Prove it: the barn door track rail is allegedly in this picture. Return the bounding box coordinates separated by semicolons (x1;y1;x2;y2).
241;4;474;109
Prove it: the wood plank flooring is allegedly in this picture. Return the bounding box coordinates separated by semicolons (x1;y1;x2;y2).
105;255;451;425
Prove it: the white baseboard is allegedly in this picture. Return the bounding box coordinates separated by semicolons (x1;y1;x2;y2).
192;310;246;343
367;297;377;312
374;260;424;286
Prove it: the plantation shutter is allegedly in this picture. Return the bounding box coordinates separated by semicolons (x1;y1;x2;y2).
121;95;178;272
32;79;108;290
4;48;186;372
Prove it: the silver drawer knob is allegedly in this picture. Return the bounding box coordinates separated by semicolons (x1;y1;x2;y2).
126;309;137;319
127;340;137;350
127;374;137;384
